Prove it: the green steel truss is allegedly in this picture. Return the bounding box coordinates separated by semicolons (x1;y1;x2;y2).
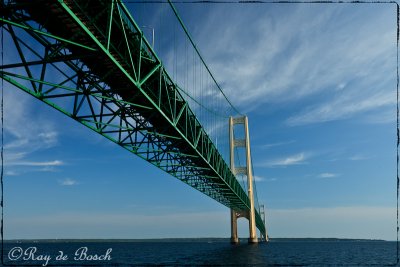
0;0;266;236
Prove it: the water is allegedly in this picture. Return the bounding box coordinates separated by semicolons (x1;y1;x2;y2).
3;239;397;266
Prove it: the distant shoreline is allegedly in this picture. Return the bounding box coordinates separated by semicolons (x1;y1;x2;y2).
4;237;388;243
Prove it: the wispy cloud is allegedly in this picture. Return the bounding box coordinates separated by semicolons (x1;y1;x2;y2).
253;175;264;182
349;155;370;161
9;160;63;167
261;140;296;149
318;173;338;179
253;176;277;182
38;132;58;148
363;108;396;124
3;87;63;172
194;5;395;124
5;170;18;176
263;152;308;167
286;91;395;126
252;175;263;182
59;178;78;186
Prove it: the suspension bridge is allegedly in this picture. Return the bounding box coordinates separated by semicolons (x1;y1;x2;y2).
0;0;268;243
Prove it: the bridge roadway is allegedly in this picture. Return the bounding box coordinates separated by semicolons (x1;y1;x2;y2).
2;0;266;237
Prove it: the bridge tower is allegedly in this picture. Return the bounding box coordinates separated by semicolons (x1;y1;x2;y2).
229;116;258;244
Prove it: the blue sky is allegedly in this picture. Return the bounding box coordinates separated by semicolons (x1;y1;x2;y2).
3;2;397;240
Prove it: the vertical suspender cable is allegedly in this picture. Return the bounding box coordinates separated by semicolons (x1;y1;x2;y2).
167;0;241;116
396;4;399;264
396;4;400;264
1;9;4;265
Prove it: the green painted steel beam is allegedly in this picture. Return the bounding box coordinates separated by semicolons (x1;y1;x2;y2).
1;0;266;237
0;17;97;51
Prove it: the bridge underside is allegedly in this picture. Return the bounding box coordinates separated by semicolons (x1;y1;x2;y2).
0;0;266;237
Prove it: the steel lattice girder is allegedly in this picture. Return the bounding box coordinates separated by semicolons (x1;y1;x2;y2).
0;0;266;235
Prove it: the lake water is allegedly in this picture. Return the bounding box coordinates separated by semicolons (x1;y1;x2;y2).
3;240;398;266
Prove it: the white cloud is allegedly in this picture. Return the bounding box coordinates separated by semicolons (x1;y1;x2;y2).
263;152;308;167
253;175;264;182
363;108;396;124
59;178;78;186
38;132;58;148
349;155;370;161
4;138;28;149
5;170;18;176
9;160;63;167
318;173;338;179
254;176;276;182
261;140;296;149
193;5;395;124
3;87;63;172
286;91;396;126
35;166;57;172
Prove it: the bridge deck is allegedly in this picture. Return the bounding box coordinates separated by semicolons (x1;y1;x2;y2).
2;0;266;235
